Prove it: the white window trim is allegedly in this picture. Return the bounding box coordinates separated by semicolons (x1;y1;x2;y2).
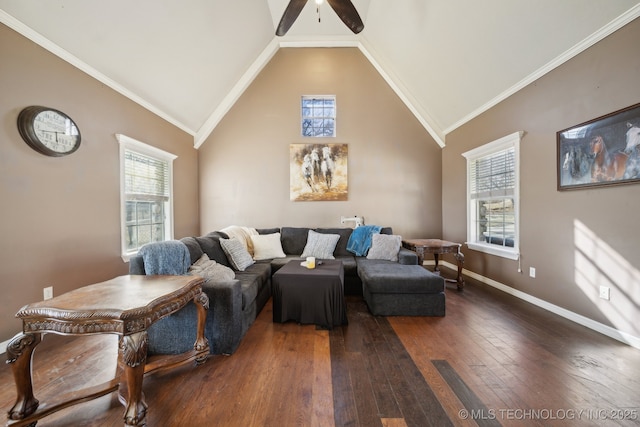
462;131;523;261
116;134;177;262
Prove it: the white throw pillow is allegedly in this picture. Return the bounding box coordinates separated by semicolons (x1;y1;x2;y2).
366;234;402;261
301;230;340;259
251;233;286;260
220;238;255;271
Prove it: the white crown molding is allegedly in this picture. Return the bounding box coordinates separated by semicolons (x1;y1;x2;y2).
0;10;195;136
438;261;640;350
443;4;640;136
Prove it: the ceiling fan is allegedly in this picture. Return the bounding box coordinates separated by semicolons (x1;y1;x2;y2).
276;0;364;36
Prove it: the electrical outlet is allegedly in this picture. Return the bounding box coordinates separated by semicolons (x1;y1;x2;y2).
599;286;610;300
529;267;536;278
43;286;53;300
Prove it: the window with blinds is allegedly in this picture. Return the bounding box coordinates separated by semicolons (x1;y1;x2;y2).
463;132;522;260
117;134;177;258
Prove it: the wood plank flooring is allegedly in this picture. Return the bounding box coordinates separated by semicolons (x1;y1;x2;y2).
1;270;639;426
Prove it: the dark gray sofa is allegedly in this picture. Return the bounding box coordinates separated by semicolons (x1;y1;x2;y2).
128;226;433;357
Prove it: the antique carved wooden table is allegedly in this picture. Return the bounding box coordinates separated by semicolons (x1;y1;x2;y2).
5;275;209;427
402;239;465;290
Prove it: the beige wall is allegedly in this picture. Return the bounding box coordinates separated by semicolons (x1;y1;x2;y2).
0;24;200;342
443;18;640;339
198;47;443;238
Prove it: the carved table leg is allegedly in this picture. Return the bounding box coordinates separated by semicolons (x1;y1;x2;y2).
194;293;210;364
119;332;148;427
6;333;41;422
414;246;425;266
454;251;465;290
433;253;441;272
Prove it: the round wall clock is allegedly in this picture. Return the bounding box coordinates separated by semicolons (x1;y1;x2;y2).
17;106;81;157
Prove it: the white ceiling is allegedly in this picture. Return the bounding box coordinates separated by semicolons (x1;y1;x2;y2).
2;1;639;147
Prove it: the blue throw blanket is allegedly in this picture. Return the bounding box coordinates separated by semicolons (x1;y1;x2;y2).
138;240;190;275
346;225;382;256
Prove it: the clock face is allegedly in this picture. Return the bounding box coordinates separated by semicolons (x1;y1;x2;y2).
18;106;81;157
32;110;80;154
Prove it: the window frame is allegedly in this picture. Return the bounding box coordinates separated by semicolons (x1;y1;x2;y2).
301;95;336;138
116;134;177;261
462;131;522;260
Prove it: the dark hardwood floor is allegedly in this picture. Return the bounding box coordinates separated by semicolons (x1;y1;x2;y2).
2;269;639;426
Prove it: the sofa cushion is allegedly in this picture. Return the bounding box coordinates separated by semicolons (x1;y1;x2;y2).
366;234;402;262
220;238;255;271
234;262;271;309
257;227;280;235
301;230;340;259
280;227;311;255
195;232;230;266
179;236;205;265
335;255;358;277
358;260;444;294
315;228;353;256
251;232;286;260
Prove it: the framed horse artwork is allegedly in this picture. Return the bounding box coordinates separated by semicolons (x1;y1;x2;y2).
557;102;640;191
290;143;348;201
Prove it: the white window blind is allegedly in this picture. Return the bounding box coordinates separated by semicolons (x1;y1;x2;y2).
124;150;170;200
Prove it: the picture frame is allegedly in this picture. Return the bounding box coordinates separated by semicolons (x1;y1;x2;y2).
290;143;348;201
557;102;640;191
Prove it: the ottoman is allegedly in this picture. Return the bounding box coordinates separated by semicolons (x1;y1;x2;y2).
358;261;445;316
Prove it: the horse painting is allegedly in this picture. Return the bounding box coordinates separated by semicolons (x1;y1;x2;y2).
562;146;590;181
310;148;322;184
624;122;640;154
589;135;628;182
320;146;335;190
301;154;316;192
290;143;348;201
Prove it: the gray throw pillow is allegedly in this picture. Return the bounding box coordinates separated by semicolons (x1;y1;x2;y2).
220;238;255;271
366;234;402;261
301;230;340;259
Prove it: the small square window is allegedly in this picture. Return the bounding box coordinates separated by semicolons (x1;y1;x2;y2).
302;96;335;137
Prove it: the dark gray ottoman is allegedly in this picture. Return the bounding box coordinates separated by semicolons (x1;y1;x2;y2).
358;261;445;316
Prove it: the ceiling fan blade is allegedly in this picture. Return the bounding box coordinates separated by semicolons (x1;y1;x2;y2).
276;0;309;36
326;0;364;34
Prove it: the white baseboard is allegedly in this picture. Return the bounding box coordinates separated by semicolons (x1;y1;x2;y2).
437;260;640;350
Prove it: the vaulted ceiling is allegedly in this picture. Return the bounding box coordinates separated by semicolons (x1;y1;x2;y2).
2;1;639;147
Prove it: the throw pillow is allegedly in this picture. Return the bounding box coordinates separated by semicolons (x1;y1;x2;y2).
251;233;286;260
188;254;235;282
220;238;255;271
301;230;340;259
366;234;402;262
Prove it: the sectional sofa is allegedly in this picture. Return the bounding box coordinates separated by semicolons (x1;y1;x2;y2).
129;226;444;356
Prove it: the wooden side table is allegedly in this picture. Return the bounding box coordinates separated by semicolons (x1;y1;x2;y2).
6;275;209;427
402;239;465;290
